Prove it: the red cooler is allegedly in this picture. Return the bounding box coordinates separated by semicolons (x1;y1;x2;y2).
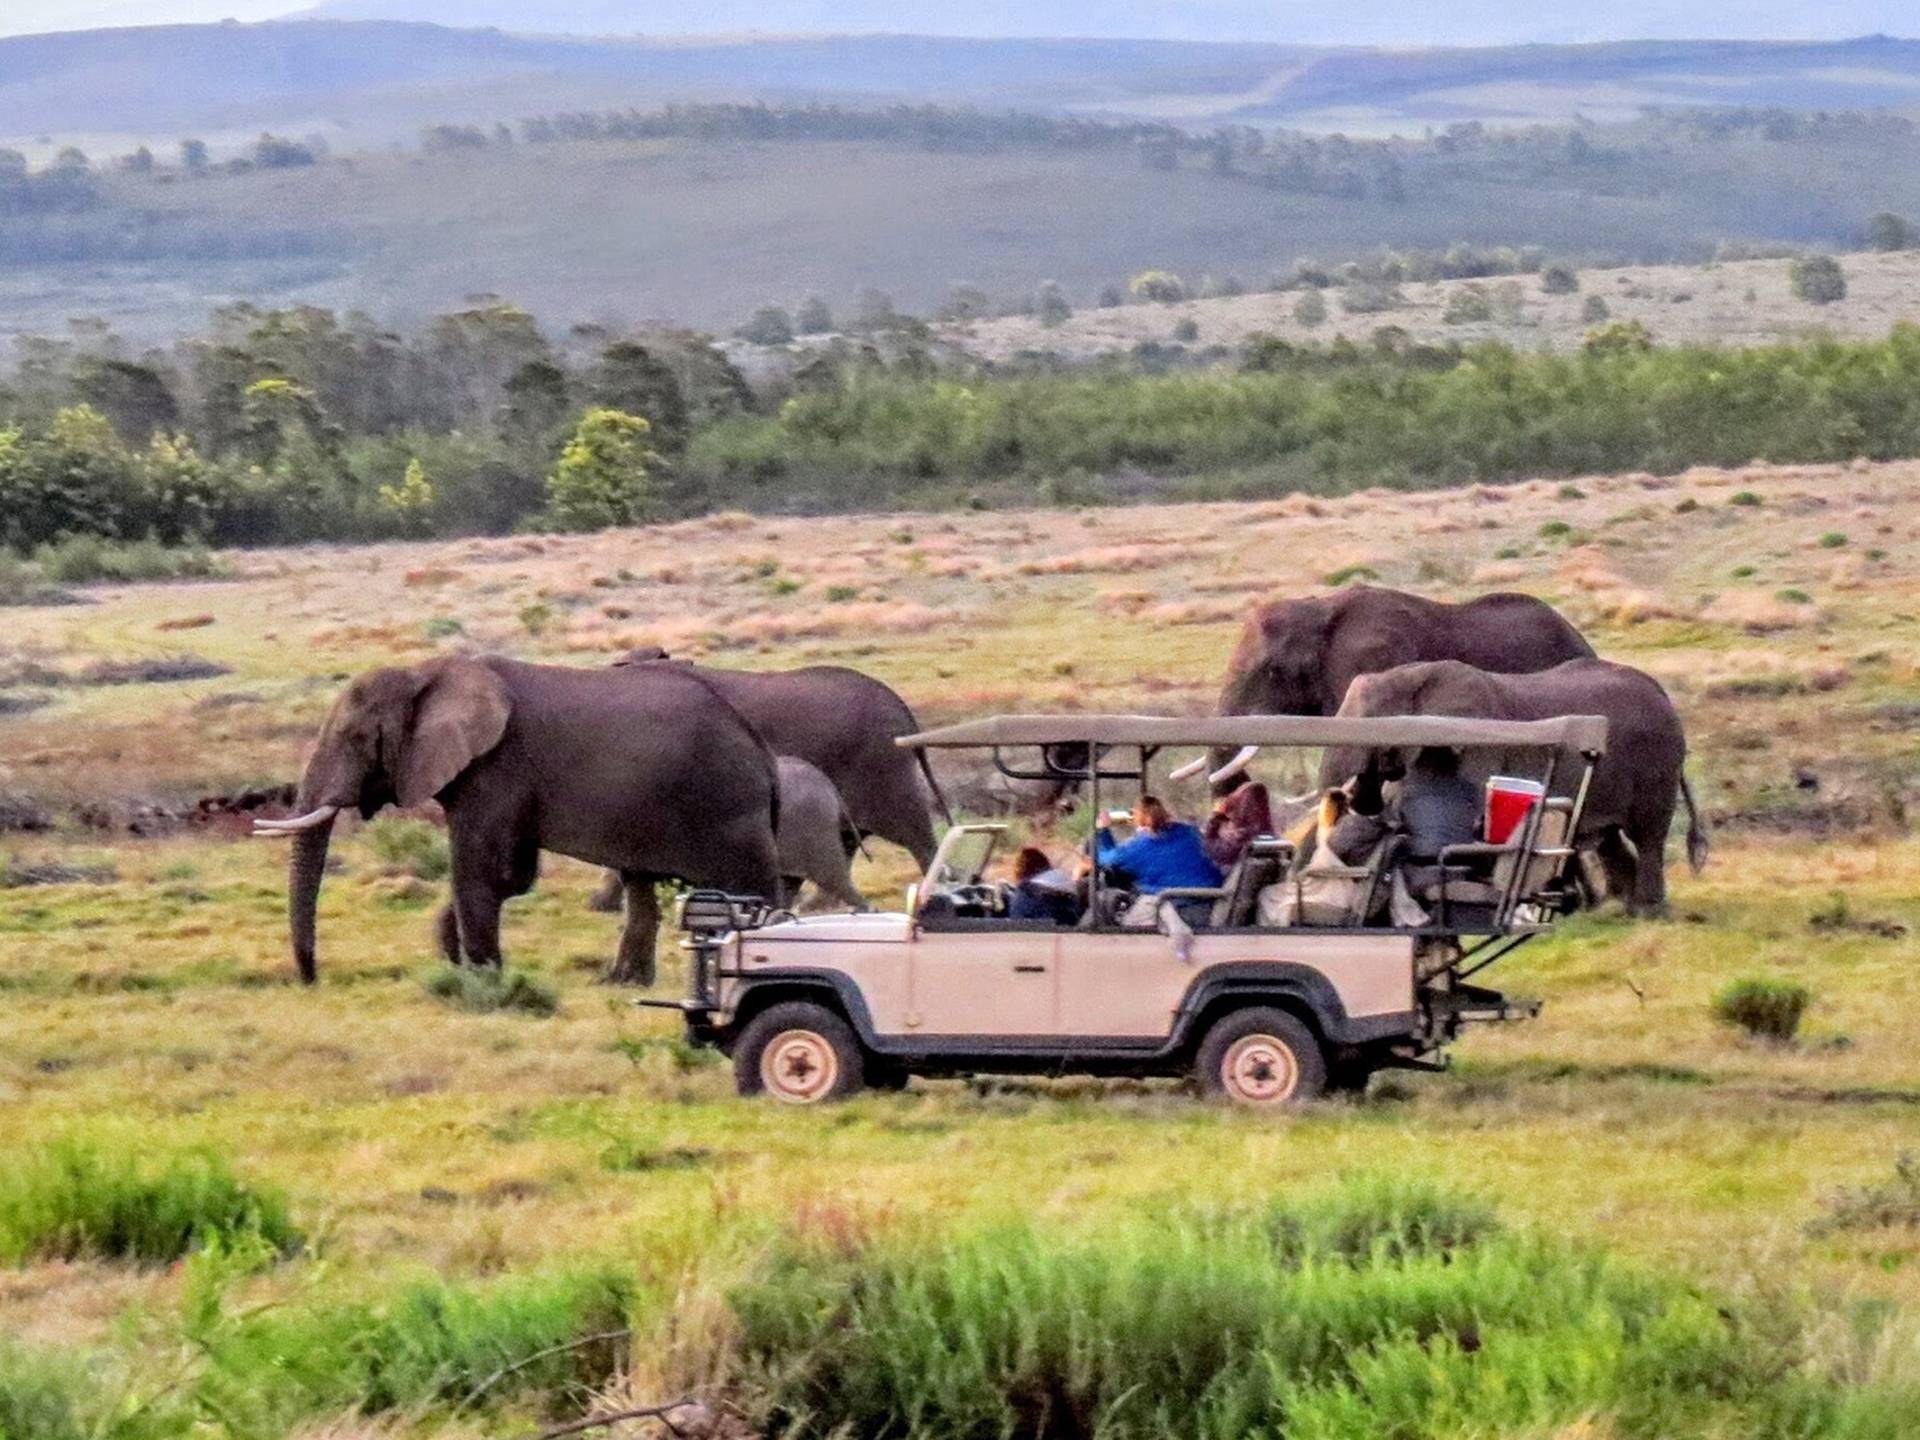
1485;776;1546;844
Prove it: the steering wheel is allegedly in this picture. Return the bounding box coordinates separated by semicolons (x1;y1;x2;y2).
948;882;1000;914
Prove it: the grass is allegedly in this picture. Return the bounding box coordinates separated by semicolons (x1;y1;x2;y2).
730;1177;1916;1440
421;966;560;1017
0;1140;300;1268
1713;978;1814;1044
31;538;229;588
1809;1155;1920;1239
367;817;453;882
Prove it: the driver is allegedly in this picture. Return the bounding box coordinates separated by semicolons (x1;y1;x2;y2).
1087;795;1222;928
1007;846;1081;926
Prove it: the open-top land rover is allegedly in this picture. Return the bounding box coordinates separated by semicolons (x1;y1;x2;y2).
648;712;1608;1106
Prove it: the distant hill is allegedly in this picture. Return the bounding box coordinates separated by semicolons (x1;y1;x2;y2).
293;1;1917;47
4;21;1920;153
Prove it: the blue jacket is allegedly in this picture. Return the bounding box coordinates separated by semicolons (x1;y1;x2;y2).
1096;822;1223;894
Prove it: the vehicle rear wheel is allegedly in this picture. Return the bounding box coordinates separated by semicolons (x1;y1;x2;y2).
1196;1007;1326;1108
733;1001;866;1104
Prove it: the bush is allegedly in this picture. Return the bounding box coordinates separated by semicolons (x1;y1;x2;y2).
0;1141;300;1267
1171;317;1199;342
729;1177;1897;1440
1808;1153;1920;1236
422;967;559;1017
1540;263;1580;294
1582;293;1611;323
736;305;795;345
1819;531;1848;548
1864;211;1917;253
1790;255;1848;305
1443;285;1493;324
1292;289;1328;327
365;816;450;880
1729;490;1763;506
1128;270;1186;304
1713;977;1811;1042
33;536;226;586
0;1340;184;1440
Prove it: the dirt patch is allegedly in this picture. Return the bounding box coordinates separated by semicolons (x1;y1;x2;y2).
0;858;118;887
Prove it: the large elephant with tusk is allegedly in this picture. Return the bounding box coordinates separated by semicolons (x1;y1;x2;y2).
1208;586;1595;790
262;655;780;984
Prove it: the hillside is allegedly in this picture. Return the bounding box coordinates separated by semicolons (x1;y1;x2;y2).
947;249;1920;363
7;105;1920;345
4;22;1920;155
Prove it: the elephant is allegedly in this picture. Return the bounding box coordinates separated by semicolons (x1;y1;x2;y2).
259;655;781;986
612;650;949;864
1213;585;1594;786
772;755;870;912
1329;657;1709;916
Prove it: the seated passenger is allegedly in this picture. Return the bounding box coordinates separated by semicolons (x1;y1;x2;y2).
1007;846;1080;926
1094;795;1223;927
1202;778;1274;871
1396;747;1482;864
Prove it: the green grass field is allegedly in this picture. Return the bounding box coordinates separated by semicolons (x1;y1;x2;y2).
3;463;1920;1433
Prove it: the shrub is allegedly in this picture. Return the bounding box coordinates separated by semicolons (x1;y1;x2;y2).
0;1140;300;1267
736;305;795;345
1341;280;1404;314
365;816;450;880
794;295;834;334
1864;211;1918;252
422;967;559;1017
1581;293;1611;323
1035;280;1071;328
1323;564;1378;585
1171;317;1199;342
1775;588;1813;605
1540;263;1580;294
545;409;663;531
1818;531;1848;548
1712;976;1811;1042
0;1341;181;1440
33;536;226;585
1128;270;1186;304
1729;490;1763;506
1790;255;1847;306
1539;519;1574;538
1443;285;1494;324
1808;1153;1920;1236
1292;289;1328;327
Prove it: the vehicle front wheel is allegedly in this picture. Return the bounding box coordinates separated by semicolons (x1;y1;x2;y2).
733;1001;866;1104
1196;1007;1326;1108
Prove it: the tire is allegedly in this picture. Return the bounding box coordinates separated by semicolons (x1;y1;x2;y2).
1195;1007;1327;1108
733;1001;866;1104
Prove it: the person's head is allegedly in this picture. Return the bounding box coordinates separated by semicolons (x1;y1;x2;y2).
1412;746;1461;780
1134;795;1172;833
1013;846;1051;883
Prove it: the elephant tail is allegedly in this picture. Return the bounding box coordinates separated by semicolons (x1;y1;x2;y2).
916;748;955;829
1680;773;1710;874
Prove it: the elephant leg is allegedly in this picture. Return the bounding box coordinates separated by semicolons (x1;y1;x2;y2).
587;868;625;914
435;903;461;965
1626;822;1670;917
605;875;661;987
448;825;526;969
1594;828;1639;910
451;879;507;970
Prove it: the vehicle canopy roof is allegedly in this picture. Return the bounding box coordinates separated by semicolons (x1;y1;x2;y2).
898;712;1608;754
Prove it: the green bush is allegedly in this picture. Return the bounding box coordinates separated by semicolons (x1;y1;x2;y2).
1790;255;1848;306
1819;531;1848;548
0;1339;188;1440
365;816;451;880
0;1141;300;1267
729;1177;1901;1440
33;536;226;585
422;966;559;1017
1729;490;1763;506
1713;977;1812;1042
194;1269;631;1435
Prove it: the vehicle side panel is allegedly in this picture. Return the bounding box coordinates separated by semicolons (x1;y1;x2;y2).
909;930;1058;1035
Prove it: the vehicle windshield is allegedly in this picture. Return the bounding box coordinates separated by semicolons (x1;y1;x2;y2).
925;827;1002;895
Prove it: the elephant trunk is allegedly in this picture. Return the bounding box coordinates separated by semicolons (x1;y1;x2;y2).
288;816;335;984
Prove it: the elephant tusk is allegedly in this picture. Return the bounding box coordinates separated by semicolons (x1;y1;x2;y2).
252;805;340;837
1206;745;1261;787
1166;756;1209;782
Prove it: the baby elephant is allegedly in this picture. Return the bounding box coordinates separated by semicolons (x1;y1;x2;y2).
592;755;868;914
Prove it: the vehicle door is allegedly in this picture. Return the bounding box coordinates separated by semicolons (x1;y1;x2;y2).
904;824;1059;1037
1052;928;1192;1040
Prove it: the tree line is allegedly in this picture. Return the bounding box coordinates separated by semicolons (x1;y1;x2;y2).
8;298;1920;550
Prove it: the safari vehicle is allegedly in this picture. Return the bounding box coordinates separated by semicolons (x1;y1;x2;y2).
646;713;1608;1107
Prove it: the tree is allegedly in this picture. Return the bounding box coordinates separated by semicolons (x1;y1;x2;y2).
254;134;317;169
1790;255;1847;306
795;295;834;334
500;359;570;451
1540;263;1580;294
1035;281;1071;328
180;139;210;173
852;288;904;332
1097;284;1125;309
1292;290;1328;327
936;285;991;323
378;457;436;535
1129;270;1187;304
1864;212;1918;252
546;409;662;531
75;359;179;444
736;306;795;345
120;146;156;175
588;342;689;453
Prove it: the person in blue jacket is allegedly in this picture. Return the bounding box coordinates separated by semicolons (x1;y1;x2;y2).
1093;795;1223;926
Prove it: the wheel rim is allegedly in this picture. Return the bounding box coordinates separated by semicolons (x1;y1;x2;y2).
1221;1033;1300;1105
760;1028;839;1103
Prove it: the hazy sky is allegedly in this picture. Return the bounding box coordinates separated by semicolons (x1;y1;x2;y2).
2;0;1914;41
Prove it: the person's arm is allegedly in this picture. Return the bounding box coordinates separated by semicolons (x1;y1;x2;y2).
1098;829;1144;882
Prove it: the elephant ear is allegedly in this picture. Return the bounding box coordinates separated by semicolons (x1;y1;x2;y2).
396;659;512;806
